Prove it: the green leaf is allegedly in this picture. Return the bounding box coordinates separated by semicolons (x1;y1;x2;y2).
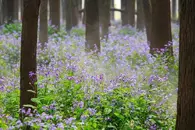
114;112;125;120
104;108;112;115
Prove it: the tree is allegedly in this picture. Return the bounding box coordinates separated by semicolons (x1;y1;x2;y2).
110;0;115;21
176;0;195;129
143;0;152;43
71;0;79;27
121;0;135;27
0;0;3;25
99;0;110;39
121;0;128;26
7;0;14;23
14;0;19;20
137;0;144;31
49;0;60;30
20;0;40;117
150;0;173;55
65;0;72;32
66;0;79;33
127;0;135;27
39;0;48;48
85;0;100;52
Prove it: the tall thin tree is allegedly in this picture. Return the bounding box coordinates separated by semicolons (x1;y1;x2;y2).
99;0;110;39
176;0;195;129
150;0;173;55
39;0;48;48
137;0;144;31
20;0;40;117
50;0;60;30
85;0;100;52
143;0;152;43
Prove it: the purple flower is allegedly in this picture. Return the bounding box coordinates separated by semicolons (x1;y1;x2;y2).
65;117;75;125
87;108;96;116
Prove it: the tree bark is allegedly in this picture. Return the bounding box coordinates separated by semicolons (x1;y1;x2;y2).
62;0;66;23
150;0;173;55
39;0;48;48
20;0;40;118
121;0;128;26
143;0;152;43
99;0;110;39
71;0;79;27
128;0;135;27
7;0;14;23
49;0;60;30
0;0;3;25
65;0;72;32
14;0;19;20
110;0;114;21
20;0;23;20
176;0;195;129
137;0;144;31
85;0;100;52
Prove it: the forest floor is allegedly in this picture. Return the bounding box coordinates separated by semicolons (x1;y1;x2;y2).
0;22;179;129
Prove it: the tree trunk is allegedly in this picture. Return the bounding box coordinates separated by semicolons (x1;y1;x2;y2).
71;0;79;27
0;0;3;25
66;0;72;32
62;0;66;23
121;0;128;26
20;0;40;118
85;0;100;52
39;0;48;48
172;0;177;21
20;0;23;20
176;1;195;129
143;0;152;43
14;0;19;20
50;0;60;30
110;0;114;21
7;0;14;23
137;0;144;31
150;0;173;55
99;0;110;39
128;0;135;27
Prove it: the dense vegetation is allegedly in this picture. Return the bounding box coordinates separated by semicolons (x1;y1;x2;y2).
0;22;178;129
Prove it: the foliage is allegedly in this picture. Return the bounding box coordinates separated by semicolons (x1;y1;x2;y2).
0;23;179;129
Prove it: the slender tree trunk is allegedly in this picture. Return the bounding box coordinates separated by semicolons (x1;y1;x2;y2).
14;0;19;20
0;0;3;25
78;0;82;21
172;0;177;21
121;0;128;26
128;0;135;27
39;0;48;48
176;1;195;129
62;0;66;23
137;0;144;31
110;0;114;21
20;0;40;118
7;0;14;23
150;0;173;55
143;0;152;43
71;0;79;27
20;0;23;20
99;0;110;39
66;0;72;32
85;0;100;52
50;0;60;30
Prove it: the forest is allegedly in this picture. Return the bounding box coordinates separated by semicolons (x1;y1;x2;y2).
0;0;194;129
